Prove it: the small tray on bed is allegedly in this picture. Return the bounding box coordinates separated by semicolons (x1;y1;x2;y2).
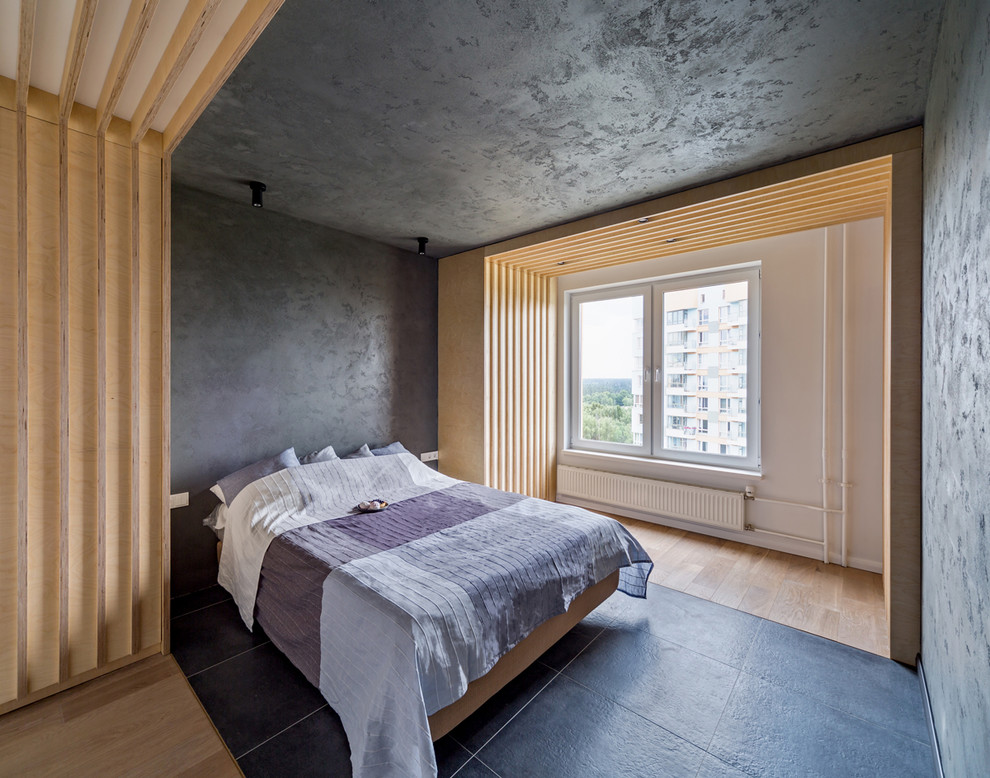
355;499;389;513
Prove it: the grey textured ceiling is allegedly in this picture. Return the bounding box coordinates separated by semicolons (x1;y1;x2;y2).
171;0;945;257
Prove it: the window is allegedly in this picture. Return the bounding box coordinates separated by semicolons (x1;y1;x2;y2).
568;266;760;469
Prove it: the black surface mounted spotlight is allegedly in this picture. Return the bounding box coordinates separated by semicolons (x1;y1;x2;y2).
249;181;266;207
417;237;429;255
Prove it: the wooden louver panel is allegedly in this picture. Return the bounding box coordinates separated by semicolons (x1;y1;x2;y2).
486;263;556;500
491;157;892;276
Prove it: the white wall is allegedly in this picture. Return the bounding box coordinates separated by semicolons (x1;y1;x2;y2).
556;220;884;571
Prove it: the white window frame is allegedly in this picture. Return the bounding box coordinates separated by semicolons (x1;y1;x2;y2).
567;265;761;472
568;284;653;457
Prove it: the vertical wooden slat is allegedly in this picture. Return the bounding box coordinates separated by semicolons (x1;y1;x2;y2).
58;119;70;682
484;260;493;487
96;134;107;667
16;106;30;703
161;154;171;654
16;0;37;705
138;149;163;652
105;140;130;663
519;270;528;495
1;101;21;707
498;265;507;490
548;276;557;499
26;115;61;695
535;276;548;499
130;143;141;655
67;127;99;678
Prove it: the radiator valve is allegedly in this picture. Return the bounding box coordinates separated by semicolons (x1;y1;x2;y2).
743;486;755;500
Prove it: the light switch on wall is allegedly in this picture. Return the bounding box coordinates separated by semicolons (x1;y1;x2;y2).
169;492;190;509
420;451;439;462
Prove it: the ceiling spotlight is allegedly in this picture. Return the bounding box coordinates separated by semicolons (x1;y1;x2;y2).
249;181;266;208
637;217;650;223
665;237;678;243
556;261;567;266
417;237;429;255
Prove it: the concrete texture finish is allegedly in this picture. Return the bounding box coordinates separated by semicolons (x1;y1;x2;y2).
170;184;437;595
922;0;990;773
171;0;944;257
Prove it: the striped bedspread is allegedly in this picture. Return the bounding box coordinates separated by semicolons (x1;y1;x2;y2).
218;454;652;777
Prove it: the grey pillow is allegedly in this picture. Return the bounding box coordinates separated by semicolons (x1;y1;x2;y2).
300;445;338;464
371;441;410;456
343;444;374;459
215;447;300;506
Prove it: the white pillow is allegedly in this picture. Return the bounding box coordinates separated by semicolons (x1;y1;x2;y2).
300;445;338;464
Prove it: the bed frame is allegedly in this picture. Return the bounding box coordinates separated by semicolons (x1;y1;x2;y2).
215;541;619;741
427;570;619;740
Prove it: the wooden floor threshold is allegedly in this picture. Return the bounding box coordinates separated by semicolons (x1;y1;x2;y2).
0;653;240;776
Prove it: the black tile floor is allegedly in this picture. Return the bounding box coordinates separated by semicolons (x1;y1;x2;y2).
170;582;934;777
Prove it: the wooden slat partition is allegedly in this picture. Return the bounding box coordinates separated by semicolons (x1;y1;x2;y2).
0;82;165;715
0;0;285;715
485;262;556;499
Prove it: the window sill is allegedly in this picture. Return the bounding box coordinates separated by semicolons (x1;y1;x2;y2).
558;448;763;483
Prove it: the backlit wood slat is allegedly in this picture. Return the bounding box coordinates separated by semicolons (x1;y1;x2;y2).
493;159;891;277
130;0;223;143
96;0;161;134
164;0;286;152
58;0;99;122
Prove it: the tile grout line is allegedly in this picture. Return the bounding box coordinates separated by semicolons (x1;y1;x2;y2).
185;640;272;679
235;703;330;760
454;667;563;758
170;597;234;620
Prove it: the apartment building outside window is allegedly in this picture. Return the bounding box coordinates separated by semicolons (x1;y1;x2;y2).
568;266;761;470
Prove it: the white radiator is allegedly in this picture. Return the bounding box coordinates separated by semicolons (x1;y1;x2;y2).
557;465;745;531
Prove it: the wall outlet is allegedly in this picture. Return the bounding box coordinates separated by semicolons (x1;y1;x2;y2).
169;492;190;509
420;450;439;462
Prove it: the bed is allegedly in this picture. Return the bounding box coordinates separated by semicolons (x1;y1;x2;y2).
214;450;652;777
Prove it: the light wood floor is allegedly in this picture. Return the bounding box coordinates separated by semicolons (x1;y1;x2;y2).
614;515;889;657
0;653;240;777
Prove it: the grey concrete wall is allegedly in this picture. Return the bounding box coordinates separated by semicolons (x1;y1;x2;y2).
170;184;437;595
922;0;990;773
